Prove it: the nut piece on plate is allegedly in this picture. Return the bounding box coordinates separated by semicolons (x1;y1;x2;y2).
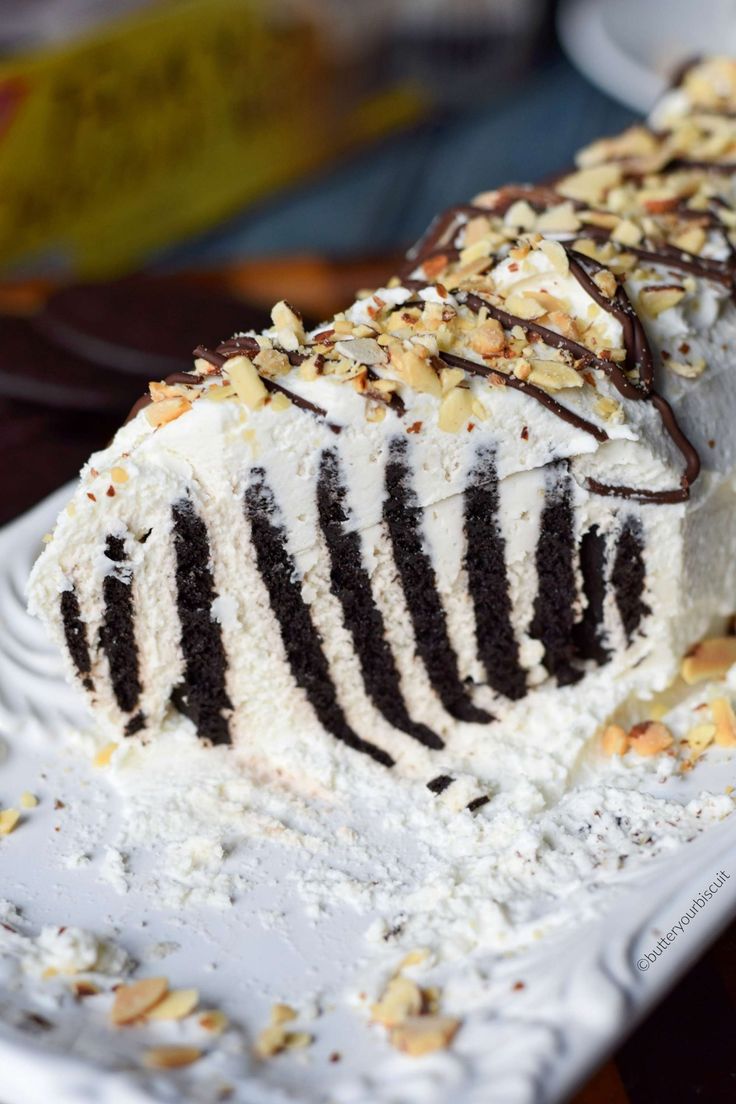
389;1015;460;1056
371;976;424;1028
681;637;736;684
601;724;628;757
111;977;168;1026
711;698;736;746
142;1045;203;1070
627;721;673;757
146;987;199;1021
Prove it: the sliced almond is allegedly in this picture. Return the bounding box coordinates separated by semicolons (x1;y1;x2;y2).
463;215;492;246
0;809;20;835
556;164;622;205
270;391;292;412
576;126;658;168
673;226;707;255
528;360;583;391
253;347;290;379
685;723;717;759
111;977;168;1026
225;355;269;410
271;300;305;350
539;238;569;274
639;286;686;318
627;721;673;757
143;1045;202;1070
390;346;441;398
535;202;581;233
371;976;423;1028
601;724;628;757
389;1015;460;1057
593;270;617;298
334;337;387;366
145;397;191;428
667;358;706;379
681;637;736;684
504;199;537;230
439;367;465;394
459;238;492;265
147;987;199;1021
254;1023;311;1059
711;697;736;747
611;218;643;246
438;386;474;433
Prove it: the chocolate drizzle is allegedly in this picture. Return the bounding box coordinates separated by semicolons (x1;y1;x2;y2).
317;448;444;749
383;437;492;724
99;535;142;717
245;468;394;767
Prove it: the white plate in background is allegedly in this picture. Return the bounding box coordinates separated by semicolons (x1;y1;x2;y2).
558;0;736;113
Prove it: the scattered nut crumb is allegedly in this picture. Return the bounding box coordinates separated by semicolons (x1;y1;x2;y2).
143;1045;202;1070
627;721;673;757
147;988;199;1021
389;1015;460;1056
111;977;168;1026
0;809;20;835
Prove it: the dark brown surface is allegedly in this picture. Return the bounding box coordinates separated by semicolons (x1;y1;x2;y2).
2;264;735;1102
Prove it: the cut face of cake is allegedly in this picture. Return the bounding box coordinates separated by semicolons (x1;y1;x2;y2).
27;58;736;797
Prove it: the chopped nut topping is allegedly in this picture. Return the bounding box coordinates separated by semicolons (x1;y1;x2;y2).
271;300;305;350
557;164;623;205
601;724;628;757
539;238;569;274
143;1046;202;1070
389;1015;460;1057
638;285;686;318
610;218;643;246
681;637;736;684
469;318;506;356
504;293;546;320
145;396;191;428
270;1003;297;1026
535;202;581;233
111;977;168;1026
592;270;617;298
253;347;290;379
667;357;706;379
334;337;387;366
390;346;442;398
225;355;269;410
627;721;674;757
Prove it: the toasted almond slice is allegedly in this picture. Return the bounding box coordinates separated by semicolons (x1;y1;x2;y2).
504;200;537;230
145;396;191;427
334;337;387;366
270;392;292;412
93;743;118;768
611;218;643;246
576;126;658;168
685;723;717;758
147;988;199;1021
111;977;168;1026
0;809;20;835
143;1045;202;1070
681;637;736;684
463;214;492;246
528;360;583;391
593;270;617;298
667;358;706;379
673;226;707;255
628;721;674;757
639;286;686;318
389;1015;460;1056
255;1024;287;1059
271;300;305;350
601;724;628;757
270;1003;297;1026
504;293;546;320
557;164;622;204
199;1009;228;1034
539;239;569;274
283;1031;312;1050
439;367;465;395
459;238;492;265
711;697;736;747
535;202;581;233
438;386;474;433
371;976;423;1028
225;355;269;410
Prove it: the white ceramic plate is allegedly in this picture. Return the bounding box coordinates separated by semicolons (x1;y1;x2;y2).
2;487;736;1104
558;0;736;112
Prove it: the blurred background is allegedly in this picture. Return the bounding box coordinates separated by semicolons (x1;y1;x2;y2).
0;0;732;502
1;3;736;1101
4;0;736;523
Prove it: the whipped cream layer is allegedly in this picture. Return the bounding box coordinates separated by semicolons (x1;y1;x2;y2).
27;57;736;797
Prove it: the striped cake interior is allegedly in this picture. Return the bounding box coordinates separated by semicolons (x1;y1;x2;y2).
59;442;651;763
